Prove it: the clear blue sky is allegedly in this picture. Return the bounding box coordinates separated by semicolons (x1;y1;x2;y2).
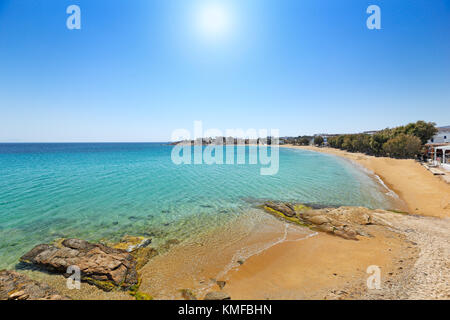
0;0;449;142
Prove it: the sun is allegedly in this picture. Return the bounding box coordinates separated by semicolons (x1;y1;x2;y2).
196;3;232;39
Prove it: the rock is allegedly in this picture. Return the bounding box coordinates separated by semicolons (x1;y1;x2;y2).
216;280;226;290
204;291;231;300
20;239;139;291
334;228;358;240
307;215;330;225
113;235;152;252
264;202;296;217
0;270;70;300
315;223;335;234
112;236;157;270
133;247;158;270
357;229;373;237
180;289;197;300
263;202;394;241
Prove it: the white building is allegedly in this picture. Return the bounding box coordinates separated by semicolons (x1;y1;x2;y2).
433;145;450;171
428;127;450;144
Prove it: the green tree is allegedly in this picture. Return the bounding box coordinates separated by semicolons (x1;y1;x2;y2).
369;131;391;156
342;135;354;151
404;121;438;144
382;134;422;158
299;137;311;146
314;136;324;146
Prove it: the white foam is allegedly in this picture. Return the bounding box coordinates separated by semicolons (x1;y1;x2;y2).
374;174;399;198
215;222;318;282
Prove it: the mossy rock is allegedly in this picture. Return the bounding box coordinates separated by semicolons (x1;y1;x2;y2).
51;238;67;249
263;206;309;227
128;279;154;300
113;235;151;252
294;204;312;213
389;210;409;215
132;247;158;270
132;291;153;300
84;278;117;292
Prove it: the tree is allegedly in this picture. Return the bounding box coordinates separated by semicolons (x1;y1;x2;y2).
404;121;438;145
299;137;311;146
342;135;354;151
314;136;324;146
382;134;422;158
369;130;390;156
315;121;435;159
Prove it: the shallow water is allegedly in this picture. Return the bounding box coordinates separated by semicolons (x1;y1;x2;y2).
0;143;395;269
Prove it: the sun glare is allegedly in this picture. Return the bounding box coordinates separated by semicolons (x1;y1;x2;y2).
196;3;232;39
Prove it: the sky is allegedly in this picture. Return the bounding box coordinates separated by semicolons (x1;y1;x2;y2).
0;0;449;142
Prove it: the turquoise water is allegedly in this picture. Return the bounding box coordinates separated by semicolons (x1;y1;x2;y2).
0;143;393;269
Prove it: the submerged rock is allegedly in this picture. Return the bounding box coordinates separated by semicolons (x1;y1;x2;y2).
20;239;139;291
0;270;69;300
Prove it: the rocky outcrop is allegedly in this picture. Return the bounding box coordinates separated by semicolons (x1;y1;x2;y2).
0;270;69;300
20;239;139;291
264;202;392;240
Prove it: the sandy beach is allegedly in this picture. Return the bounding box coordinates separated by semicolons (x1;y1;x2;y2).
218;145;450;300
